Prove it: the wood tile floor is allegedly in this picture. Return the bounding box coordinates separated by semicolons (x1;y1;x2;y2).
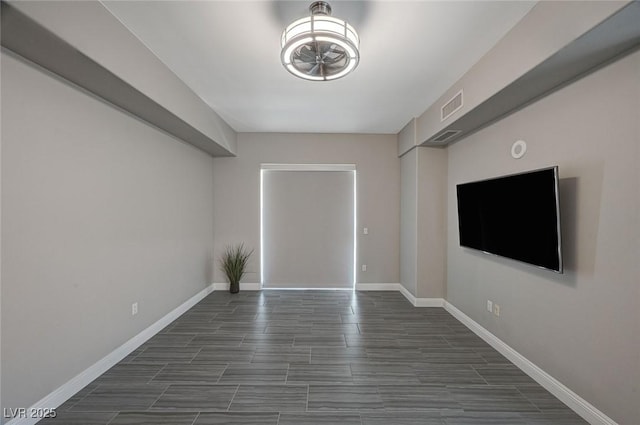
41;291;588;425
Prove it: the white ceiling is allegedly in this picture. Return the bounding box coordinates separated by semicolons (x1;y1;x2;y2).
103;1;536;134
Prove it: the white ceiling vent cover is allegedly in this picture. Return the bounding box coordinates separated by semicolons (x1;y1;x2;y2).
432;129;461;143
441;90;463;121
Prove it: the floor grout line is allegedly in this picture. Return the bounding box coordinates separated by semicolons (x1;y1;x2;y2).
225;384;241;411
147;382;171;411
147;363;169;383
189;412;201;425
40;290;587;424
103;412;118;425
305;383;310;412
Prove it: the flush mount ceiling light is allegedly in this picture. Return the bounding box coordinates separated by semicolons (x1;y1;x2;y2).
280;1;360;81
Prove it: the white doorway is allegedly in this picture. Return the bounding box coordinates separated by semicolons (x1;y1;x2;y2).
260;164;356;289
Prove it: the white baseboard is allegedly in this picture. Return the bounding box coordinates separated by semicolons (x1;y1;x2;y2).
444;301;617;425
356;283;444;307
10;283;612;425
213;282;261;291
397;284;445;307
355;283;400;291
5;284;214;425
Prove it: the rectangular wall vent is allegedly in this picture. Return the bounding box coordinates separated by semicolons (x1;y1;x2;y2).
441;90;463;121
432;129;461;143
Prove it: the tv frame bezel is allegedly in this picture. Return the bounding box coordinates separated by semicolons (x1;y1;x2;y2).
456;166;563;274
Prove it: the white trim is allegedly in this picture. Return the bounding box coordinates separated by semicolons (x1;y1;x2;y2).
444;301;618;425
5;284;214;425
398;284;416;304
397;284;445;307
357;283;445;307
260;163;356;172
412;297;446;307
213;282;262;291
263;287;352;291
355;283;401;291
352;170;357;289
260;164;357;290
10;282;609;425
260;168;265;286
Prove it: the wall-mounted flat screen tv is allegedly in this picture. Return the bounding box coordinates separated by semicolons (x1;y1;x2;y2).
456;166;562;273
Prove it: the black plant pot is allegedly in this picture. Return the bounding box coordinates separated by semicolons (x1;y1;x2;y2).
229;281;240;294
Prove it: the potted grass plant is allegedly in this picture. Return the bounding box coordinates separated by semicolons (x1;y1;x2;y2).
219;243;253;294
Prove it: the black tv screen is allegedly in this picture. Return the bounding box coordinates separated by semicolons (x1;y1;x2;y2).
456;166;562;273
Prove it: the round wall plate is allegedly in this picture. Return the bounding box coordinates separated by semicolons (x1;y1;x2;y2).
511;140;527;159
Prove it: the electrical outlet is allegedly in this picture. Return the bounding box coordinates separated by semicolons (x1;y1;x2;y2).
363;227;369;235
494;304;500;317
132;302;138;316
361;264;367;272
487;300;493;313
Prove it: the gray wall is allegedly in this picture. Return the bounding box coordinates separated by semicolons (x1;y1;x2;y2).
400;146;447;299
416;147;447;299
400;149;418;296
7;0;237;155
446;50;639;424
413;1;629;149
1;52;215;414
212;133;399;286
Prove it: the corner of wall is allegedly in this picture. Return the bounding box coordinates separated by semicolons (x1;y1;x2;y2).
397;118;417;157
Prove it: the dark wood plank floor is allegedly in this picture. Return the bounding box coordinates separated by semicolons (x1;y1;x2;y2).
41;290;588;425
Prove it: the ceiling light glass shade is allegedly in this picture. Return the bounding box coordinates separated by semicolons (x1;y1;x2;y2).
280;1;360;81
